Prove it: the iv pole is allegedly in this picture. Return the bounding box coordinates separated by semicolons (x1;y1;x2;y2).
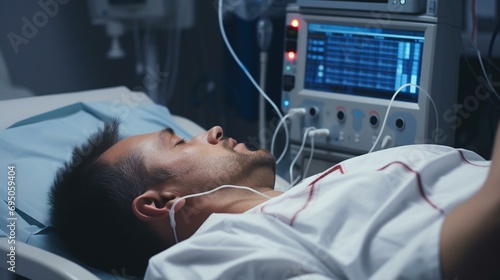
257;17;273;150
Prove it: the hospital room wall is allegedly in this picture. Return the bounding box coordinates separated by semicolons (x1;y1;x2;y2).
0;0;139;97
0;0;231;100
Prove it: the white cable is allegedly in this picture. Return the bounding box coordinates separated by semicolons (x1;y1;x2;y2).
303;134;314;178
217;0;289;162
474;48;500;102
289;127;315;187
469;0;500;101
308;128;330;137
271;108;306;164
369;83;439;153
303;128;329;178
270;113;291;163
169;184;272;243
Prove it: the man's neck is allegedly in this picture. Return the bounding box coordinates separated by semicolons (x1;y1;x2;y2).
217;189;283;214
173;189;283;242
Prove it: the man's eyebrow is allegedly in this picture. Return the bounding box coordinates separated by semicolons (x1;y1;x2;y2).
161;127;175;135
158;127;176;147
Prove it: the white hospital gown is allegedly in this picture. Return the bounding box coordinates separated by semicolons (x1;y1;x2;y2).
145;145;490;280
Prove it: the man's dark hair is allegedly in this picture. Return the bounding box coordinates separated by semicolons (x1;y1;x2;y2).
49;119;167;276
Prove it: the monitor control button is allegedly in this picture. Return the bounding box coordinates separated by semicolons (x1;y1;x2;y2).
337;110;345;122
369;115;378;127
395;118;405;130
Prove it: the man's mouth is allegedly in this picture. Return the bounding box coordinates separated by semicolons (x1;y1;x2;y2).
229;138;237;148
229;138;251;153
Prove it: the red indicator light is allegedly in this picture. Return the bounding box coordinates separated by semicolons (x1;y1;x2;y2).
291;19;299;28
287;51;296;60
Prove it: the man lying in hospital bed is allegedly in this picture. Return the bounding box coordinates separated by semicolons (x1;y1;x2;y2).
0;87;205;279
1;87;499;279
49;99;500;278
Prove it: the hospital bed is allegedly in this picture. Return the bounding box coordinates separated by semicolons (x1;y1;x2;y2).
0;86;497;279
0;86;209;279
0;86;288;279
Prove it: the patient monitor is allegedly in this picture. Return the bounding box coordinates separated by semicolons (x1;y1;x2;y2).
280;0;463;173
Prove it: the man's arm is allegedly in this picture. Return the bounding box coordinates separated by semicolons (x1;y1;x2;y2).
440;123;500;279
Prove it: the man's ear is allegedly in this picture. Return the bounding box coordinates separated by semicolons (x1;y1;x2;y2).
132;190;185;221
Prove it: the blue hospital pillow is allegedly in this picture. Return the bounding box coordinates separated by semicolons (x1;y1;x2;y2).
0;101;194;275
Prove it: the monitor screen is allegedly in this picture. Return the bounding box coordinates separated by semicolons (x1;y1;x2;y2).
304;23;425;103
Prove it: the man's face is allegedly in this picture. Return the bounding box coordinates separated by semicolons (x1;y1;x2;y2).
100;126;276;193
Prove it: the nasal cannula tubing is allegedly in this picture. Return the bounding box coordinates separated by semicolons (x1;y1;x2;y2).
169;185;272;244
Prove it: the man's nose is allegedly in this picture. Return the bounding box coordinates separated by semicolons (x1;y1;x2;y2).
205;126;223;145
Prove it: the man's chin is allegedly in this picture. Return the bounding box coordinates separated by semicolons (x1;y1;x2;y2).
231;141;276;172
256;149;277;174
